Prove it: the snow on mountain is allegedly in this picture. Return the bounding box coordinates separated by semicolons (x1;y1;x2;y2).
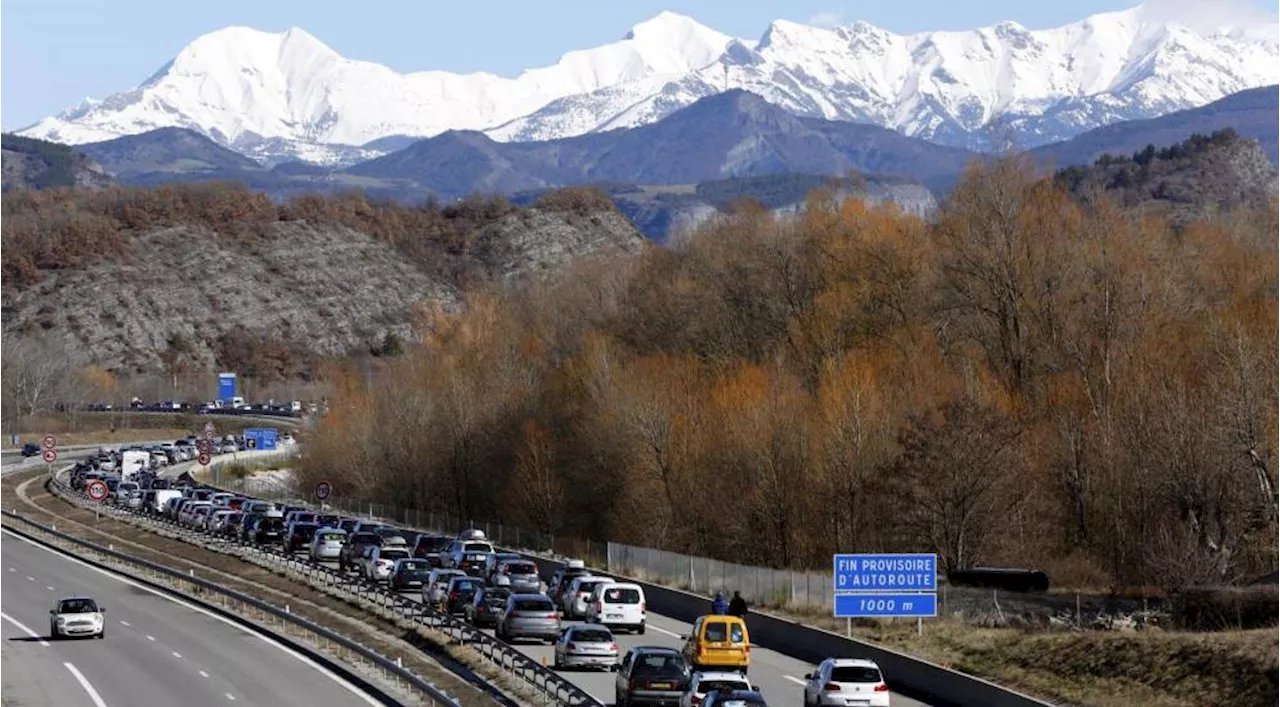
495;4;1280;149
17;3;1279;162
19;12;735;164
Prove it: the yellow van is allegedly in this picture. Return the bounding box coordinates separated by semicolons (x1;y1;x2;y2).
681;614;750;673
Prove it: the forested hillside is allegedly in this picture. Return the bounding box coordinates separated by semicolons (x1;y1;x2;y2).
299;154;1279;589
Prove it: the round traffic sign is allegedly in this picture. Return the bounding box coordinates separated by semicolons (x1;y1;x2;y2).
196;439;213;454
204;422;216;436
314;481;332;501
197;452;212;466
87;480;109;502
41;434;57;450
41;449;58;463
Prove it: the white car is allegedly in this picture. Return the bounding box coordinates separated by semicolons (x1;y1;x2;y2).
361;545;411;582
682;671;755;707
310;528;347;562
49;597;105;639
803;658;890;707
585;581;647;634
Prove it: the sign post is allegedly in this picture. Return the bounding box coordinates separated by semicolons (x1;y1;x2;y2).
218;373;237;404
833;553;938;633
41;435;58;477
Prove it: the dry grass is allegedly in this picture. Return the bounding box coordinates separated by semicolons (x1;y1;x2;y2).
769;604;1277;707
12;427;193;447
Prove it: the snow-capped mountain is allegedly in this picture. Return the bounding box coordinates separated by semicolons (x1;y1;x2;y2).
17;3;1279;163
19;12;737;164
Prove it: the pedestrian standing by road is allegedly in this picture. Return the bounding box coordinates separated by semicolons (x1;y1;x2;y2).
728;591;748;618
712;591;729;615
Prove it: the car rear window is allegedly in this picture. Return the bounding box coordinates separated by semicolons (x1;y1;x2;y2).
704;622;728;642
698;680;749;694
382;549;410;560
514;598;555;612
605;587;641;603
319;531;345;541
713;699;765;707
399;560;428;571
464;542;492;553
577;580;606;593
261;518;284;530
571;628;613;642
484;590;511;605
831;666;883;683
505;562;536;574
634;654;686;676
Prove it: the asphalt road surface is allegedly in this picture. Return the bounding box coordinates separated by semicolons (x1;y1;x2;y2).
0;529;383;707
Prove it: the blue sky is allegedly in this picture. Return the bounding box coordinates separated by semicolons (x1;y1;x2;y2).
2;0;1273;130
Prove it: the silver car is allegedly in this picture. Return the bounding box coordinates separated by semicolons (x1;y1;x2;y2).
496;559;542;594
496;593;561;644
554;624;619;670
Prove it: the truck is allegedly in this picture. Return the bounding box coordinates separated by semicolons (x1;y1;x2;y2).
120;450;150;481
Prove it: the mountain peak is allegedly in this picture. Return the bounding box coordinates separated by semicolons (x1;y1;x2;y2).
624;11;715;41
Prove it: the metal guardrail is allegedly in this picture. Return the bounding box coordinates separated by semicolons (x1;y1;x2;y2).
0;509;459;707
46;471;601;707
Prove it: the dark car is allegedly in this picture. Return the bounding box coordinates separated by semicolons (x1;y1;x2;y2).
248;516;285;545
339;531;382;572
412;534;453;566
444;576;483;615
388;558;433;592
465;586;512;628
21;443;41;457
285;522;320;553
615;647;690;707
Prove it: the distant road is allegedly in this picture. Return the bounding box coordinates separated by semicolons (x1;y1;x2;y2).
0;529;383;707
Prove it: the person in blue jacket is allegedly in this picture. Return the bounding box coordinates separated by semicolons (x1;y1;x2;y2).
712;591;728;615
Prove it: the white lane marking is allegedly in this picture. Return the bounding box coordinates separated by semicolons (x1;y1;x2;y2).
64;662;110;707
8;567;14;572
172;651;183;659
2;529;383;706
646;624;682;638
119;620;131;627
1;611;51;647
146;635;156;641
26;575;34;581
784;675;807;685
225;693;236;701
46;586;55;591
200;670;210;678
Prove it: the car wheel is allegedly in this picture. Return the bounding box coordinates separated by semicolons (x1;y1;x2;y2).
49;623;57;640
637;623;646;635
97;629;105;639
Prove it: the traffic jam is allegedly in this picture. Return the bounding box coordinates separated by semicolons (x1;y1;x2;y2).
66;444;895;707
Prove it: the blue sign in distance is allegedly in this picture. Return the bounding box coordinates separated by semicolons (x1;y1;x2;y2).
244;428;278;451
833;553;938;592
834;592;937;618
218;373;237;402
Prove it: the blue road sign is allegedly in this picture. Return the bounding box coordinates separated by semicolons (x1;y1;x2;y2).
218;373;237;401
834;592;937;618
833;553;938;592
244;428;278;451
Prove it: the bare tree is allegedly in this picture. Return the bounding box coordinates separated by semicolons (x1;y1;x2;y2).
2;336;76;433
505;420;566;536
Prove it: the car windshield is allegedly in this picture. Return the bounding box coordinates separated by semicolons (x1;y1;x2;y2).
59;599;98;614
571;628;613;642
577;580;606;593
634;654;686;676
831;666;883;683
605;587;641;603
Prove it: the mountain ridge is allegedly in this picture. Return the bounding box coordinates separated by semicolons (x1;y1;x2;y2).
17;4;1278;163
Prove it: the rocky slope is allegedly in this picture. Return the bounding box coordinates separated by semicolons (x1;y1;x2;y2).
1;134;116;191
1054;128;1278;219
1;187;646;375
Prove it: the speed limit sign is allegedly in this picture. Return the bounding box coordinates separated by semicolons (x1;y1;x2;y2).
197;452;212;466
87;480;109;502
41;434;57;450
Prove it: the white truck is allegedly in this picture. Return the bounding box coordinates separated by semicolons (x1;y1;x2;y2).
120;450;150;481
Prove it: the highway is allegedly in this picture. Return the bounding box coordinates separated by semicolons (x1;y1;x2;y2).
0;529;383;707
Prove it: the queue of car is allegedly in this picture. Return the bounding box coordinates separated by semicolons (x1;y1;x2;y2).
69;455;893;706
